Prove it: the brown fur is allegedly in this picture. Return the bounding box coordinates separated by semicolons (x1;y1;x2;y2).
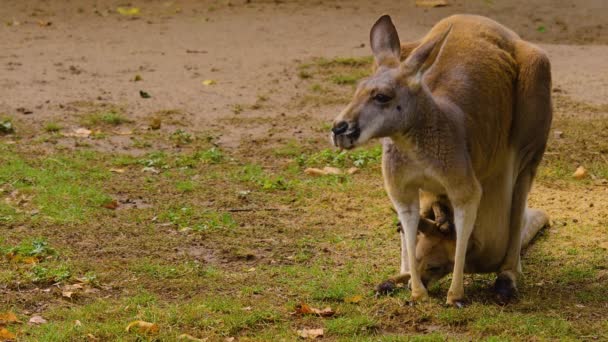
331;14;552;305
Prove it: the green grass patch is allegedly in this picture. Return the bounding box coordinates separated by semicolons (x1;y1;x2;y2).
82;110;131;127
44;122;62;133
0;149;112;222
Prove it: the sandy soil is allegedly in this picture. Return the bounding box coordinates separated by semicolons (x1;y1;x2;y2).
1;0;607;152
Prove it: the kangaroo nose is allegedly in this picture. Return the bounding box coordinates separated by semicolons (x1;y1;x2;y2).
332;121;349;135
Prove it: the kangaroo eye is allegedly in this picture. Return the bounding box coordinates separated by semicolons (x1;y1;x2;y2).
373;94;392;103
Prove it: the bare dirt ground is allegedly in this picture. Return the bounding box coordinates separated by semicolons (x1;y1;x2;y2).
1;0;607;341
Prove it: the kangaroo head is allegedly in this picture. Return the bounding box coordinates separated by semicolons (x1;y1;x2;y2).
416;224;455;286
331;15;451;149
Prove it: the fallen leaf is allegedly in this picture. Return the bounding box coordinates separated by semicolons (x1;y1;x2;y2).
86;333;99;341
415;0;449;7
573;166;588;179
178;334;207;341
142;166;160;174
0;328;16;340
149;118;162;130
225;338;235;342
21;256;38;264
28;315;47;325
139;90;151;98
74;320;83;327
114;129;133;135
294;303;335;317
64;128;92;138
126;320;159;334
297;328;323;339
117;7;140;16
322;166;342;175
110;168;126;174
133;74;143;82
304;168;327;176
202;79;216;86
344;295;363;304
102;200;119;210
347;167;359;175
0;311;20;324
62;291;74;298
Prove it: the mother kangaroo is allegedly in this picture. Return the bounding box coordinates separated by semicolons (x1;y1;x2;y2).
331;14;552;306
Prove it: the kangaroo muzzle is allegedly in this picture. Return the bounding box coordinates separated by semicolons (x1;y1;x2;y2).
331;121;360;149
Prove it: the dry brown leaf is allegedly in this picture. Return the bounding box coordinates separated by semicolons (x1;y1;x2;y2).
62;291;74;298
86;333;100;341
322;166;342;175
74;320;83;327
573;166;588;179
294;303;335;317
21;256;38;264
304;168;327;176
125;320;159;334
102;200;119;210
28;315;47;325
0;311;20;324
415;0;449;7
64;128;92;138
344;295;363;304
177;333;207;341
347;167;359;175
110;168;126;174
0;328;16;341
297;328;324;339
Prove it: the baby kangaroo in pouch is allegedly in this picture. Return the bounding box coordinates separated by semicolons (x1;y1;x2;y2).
331;14;552;306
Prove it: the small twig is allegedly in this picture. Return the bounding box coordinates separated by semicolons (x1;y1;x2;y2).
226;208;281;212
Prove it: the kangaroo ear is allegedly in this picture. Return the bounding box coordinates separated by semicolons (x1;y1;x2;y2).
370;15;401;67
402;25;452;89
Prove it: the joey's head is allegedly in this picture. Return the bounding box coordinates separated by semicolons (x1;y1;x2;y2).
415;223;455;286
331;15;451;149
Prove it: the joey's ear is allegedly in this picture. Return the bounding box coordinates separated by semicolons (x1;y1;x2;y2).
402;25;452;90
370;15;401;67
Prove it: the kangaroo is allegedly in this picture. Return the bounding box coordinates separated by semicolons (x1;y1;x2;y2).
331;14;552;306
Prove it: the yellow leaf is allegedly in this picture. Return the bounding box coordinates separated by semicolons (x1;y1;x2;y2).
21;256;38;264
344;295;363;304
117;7;140;16
0;311;20;324
126;320;159;334
0;328;16;340
202;79;216;86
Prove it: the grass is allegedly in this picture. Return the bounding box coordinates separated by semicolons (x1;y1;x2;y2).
44;122;62;133
82;110;131;127
1;57;607;341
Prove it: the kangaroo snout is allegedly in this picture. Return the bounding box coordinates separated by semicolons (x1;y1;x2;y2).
330;120;360;149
